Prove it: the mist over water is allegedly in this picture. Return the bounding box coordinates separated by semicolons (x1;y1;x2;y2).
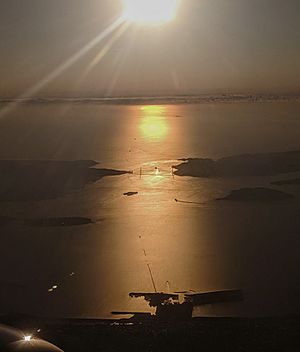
0;102;299;318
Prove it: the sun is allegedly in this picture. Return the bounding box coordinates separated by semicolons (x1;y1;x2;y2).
122;0;180;25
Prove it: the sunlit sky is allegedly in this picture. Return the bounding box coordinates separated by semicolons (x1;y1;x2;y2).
0;0;300;97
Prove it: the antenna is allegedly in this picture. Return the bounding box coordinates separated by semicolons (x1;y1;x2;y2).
139;236;157;293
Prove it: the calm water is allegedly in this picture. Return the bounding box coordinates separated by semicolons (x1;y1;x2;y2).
0;102;299;318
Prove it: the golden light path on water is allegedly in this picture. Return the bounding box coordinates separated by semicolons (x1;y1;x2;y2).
139;106;169;141
104;104;247;317
107;104;213;316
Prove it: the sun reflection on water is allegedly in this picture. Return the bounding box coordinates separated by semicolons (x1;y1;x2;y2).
134;160;176;187
139;105;169;141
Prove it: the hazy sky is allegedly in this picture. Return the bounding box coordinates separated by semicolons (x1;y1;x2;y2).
0;0;300;97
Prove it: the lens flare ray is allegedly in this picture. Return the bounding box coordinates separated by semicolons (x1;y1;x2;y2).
0;16;126;119
77;21;131;84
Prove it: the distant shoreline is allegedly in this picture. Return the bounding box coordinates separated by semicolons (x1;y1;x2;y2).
1;94;300;106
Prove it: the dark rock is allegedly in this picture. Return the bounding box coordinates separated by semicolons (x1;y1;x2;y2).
0;160;129;202
123;192;139;197
173;151;300;178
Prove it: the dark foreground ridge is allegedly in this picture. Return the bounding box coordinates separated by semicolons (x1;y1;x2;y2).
1;315;299;352
217;187;295;201
173;150;300;178
0;160;129;201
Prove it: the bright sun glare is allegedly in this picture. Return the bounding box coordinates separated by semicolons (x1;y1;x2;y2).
122;0;179;25
140;106;169;140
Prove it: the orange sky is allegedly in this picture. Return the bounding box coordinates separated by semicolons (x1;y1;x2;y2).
0;0;300;97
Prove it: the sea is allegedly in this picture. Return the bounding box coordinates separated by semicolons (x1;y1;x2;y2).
0;101;299;319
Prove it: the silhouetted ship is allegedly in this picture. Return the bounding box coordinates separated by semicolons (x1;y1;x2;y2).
112;289;244;323
113;241;244;323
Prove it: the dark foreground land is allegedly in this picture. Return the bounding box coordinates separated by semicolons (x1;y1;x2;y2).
1;315;299;351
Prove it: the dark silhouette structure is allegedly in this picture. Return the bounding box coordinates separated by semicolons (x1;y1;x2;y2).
113;289;243;322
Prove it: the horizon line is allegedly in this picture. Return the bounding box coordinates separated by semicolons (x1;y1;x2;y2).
1;93;300;105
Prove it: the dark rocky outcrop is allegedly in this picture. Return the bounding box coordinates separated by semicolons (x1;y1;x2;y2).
174;151;300;178
0;160;129;201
